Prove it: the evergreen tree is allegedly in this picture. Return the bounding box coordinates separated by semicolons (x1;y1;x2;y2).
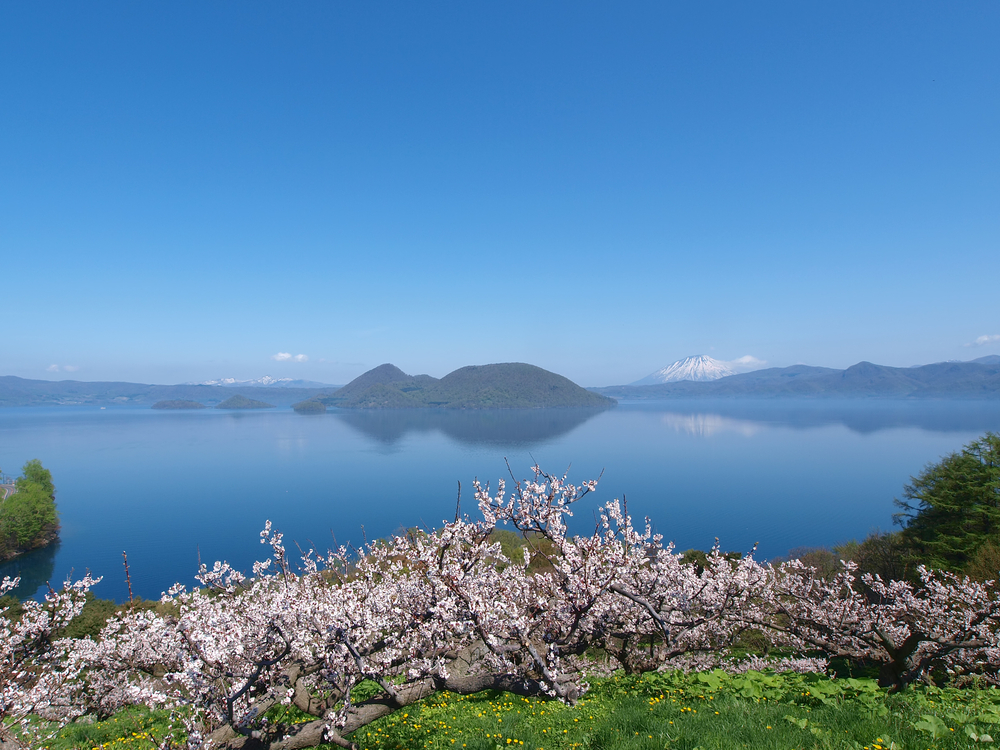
894;433;1000;570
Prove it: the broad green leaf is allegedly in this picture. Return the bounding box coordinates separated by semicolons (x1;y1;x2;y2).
914;714;950;739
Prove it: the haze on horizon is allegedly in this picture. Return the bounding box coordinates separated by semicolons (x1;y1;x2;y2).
1;2;998;388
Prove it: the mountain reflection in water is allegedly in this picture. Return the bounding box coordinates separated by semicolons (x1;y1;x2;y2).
637;399;1000;437
332;407;609;446
2;400;1000;603
330;400;1000;444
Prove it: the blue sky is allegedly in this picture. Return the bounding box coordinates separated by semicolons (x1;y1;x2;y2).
1;2;998;387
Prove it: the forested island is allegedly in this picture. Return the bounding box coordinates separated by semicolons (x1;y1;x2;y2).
151;399;206;409
295;362;615;410
0;460;59;561
215;394;275;409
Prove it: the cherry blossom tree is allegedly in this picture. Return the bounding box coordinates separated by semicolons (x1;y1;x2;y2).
68;467;763;749
749;559;1000;690
4;464;1000;749
0;574;98;748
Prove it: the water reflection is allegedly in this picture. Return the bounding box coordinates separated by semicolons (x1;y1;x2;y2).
332;407;609;446
659;412;763;437
639;400;1000;436
0;542;58;601
4;400;1000;603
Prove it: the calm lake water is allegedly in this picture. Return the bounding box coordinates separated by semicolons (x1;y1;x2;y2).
3;400;1000;602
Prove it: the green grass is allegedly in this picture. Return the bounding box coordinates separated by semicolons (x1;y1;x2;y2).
12;706;187;750
344;672;1000;750
19;671;1000;750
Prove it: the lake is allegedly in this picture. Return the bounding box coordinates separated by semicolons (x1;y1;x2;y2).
2;400;1000;602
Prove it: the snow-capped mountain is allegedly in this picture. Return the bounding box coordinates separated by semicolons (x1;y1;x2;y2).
189;376;336;388
197;375;292;387
631;355;736;385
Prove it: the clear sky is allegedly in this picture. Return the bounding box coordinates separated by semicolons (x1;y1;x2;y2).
1;2;998;387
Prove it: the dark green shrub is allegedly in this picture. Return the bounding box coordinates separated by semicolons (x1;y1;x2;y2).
778;547;842;579
965;539;1000;584
679;548;742;575
57;593;120;639
835;530;917;583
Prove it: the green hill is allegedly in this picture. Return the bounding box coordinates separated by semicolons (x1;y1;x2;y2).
151;400;206;410
215;394;275;410
331;363;416;401
319;363;615;409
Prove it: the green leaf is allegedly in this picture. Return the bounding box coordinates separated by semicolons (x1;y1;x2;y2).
914;714;951;739
784;715;808;729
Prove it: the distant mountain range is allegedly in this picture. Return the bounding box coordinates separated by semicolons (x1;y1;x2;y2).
600;356;1000;399
193;376;338;388
946;355;1000;365
184;375;340;388
3;355;998;408
0;363;613;409
303;363;614;410
0;377;328;408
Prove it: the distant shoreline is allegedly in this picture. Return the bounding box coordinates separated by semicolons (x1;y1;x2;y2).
3;356;999;408
595;360;1000;400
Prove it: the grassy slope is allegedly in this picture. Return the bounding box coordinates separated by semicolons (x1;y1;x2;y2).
344;671;996;750
27;671;1000;750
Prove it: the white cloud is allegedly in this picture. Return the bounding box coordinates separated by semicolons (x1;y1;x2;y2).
271;352;308;362
63;365;79;372
725;355;768;373
292;354;308;362
46;364;80;373
46;364;60;372
730;355;767;367
968;334;1000;347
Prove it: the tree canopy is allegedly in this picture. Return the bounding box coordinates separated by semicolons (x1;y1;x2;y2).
0;459;59;558
895;432;1000;571
17;458;54;498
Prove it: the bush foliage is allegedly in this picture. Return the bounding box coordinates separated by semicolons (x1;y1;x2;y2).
0;459;58;558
